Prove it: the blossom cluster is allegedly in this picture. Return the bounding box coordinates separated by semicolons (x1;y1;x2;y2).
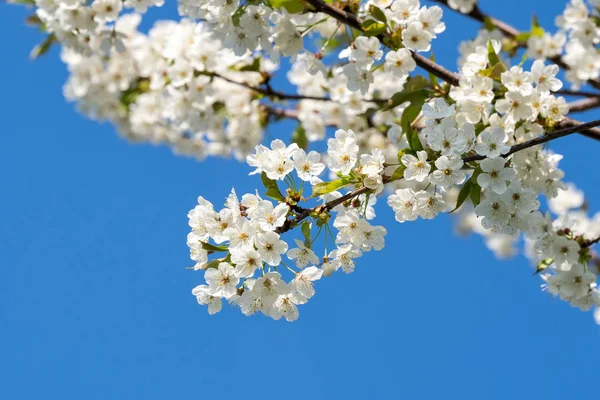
189;134;389;320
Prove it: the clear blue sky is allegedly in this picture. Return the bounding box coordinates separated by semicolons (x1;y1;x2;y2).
1;1;599;399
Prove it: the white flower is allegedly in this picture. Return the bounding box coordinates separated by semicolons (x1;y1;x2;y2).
531;60;562;93
256;202;289;232
551;236;581;265
360;148;385;176
501;66;534;96
423;98;455;119
204;263;239;299
402;22;433;52
350;36;383;69
231;248;263;278
390;0;420;24
293;149;325;181
384;49;416;77
495;92;535;122
256;231;288;266
447;0;476;13
427;119;468;156
429;156;466;189
542;96;568;122
477;157;516;194
418;6;446;37
475;127;510;158
91;0;122;22
294;266;323;298
331;244;363;273
287;238;319;268
401;150;431;182
343;63;374;94
416;190;447;219
192;285;222;315
327;129;359;175
271;285;306;322
387;188;419;222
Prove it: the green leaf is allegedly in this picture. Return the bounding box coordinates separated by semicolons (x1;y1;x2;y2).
469;182;481;206
311;177;353;197
487;40;500;66
239;57;261;72
534;258;554;275
384;88;428;111
479;62;507;80
361;20;387;37
369;5;387;24
450;180;472;213
270;0;305;13
301;222;312;248
9;0;35;5
390;165;406;182
201;242;229;252
261;172;285;201
231;5;245;26
404;75;429;91
205;259;221;270
30;33;56;60
514;32;532;43
292;125;308;150
531;15;544;38
483;17;496;32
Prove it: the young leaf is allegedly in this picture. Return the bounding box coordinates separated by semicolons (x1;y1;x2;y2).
450;180;472;213
261;172;285;201
311;177;353;197
470;182;481;206
30;33;56;60
201;242;229;252
487;40;500;67
384;88;428;111
369;5;387;24
534;258;554;275
301;221;312;248
270;0;304;13
361;20;387;37
292;125;308;150
390;165;406;182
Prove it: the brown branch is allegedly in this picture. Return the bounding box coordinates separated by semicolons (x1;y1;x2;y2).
279;119;600;234
303;0;460;86
301;0;600;141
463;119;600;162
556;89;600;98
206;71;389;104
431;0;600;90
567;97;600;113
583;236;600;248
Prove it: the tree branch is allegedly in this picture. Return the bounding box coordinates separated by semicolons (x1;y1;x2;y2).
206;71;389;104
462;119;600;162
303;0;460;85
301;0;600;141
567;97;600;113
278;119;600;235
431;0;600;90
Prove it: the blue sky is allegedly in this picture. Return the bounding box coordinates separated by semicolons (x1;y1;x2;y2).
1;1;600;399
